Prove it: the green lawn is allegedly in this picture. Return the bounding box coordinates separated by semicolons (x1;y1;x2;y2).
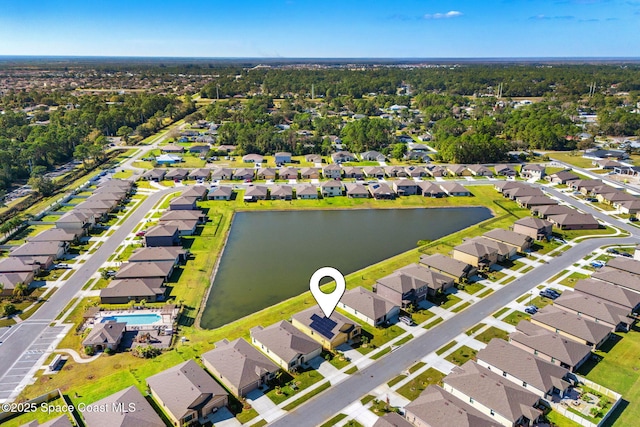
548;152;598;168
439;294;462;310
445;345;478;366
475;327;509;344
410;308;435;324
461;282;485;295
387;374;407;387
502;310;530;326
396;368;446;401
319;414;348;427
424;317;443;329
265;369;325;405
466;323;486;336
559;272;589;287
435;340;457;356
451;301;471;313
493;307;510;318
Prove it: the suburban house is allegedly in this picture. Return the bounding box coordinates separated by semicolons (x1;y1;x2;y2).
244;185;268;202
81;386;165;427
419;182;446;198
165;168;189;181
211;167;233;180
553;291;632;331
618;199;640;215
569;179;603;194
606;257;640;276
512;217;553;240
147;360;228;427
233;168;255;181
368;183;396;200
531;306;611;349
376;264;454;304
160;209;207;224
405;385;500;427
515;195;558;209
250;321;322;372
443;361;543;427
533;204;576;219
385;166;407;177
345;182;370;198
169;196;198;211
439;182;471;196
257;167;277;180
0;271;35;296
476;339;573;400
144;224;180;247
209;186;233;200
55;211;95;233
339;287;400;326
160;144;185;153
0;257;42;275
129;246;186;264
11;241;66;260
467;164;494;177
503;186;543;200
296;184;319;199
155;154;182;165
404;166;428;178
300;167;320;179
574;279;640;313
343;166;364;179
360;150;386;161
362;166;385;179
114;261;175;281
270;184;293;200
99;278;166;304
494;164;517;177
509;320;592;372
278;166;299;180
274;152;292;164
446;164;468;176
304;154;322;163
202;338;279;397
494;181;525;193
546;171;579;185
547;213;600;230
320;180;343;197
452;237;512;269
82;321;126;353
242;153;264;163
597;190;636;205
331;151;356;163
181;186;208;201
592;268;640;293
520;164;546;180
393;179;419;196
322;164;342;179
142;169;167;181
291;307;362;350
426;165;447;178
188;168;211;181
593;159;622;170
190;145;210;156
373;413;415;427
483;228;533;252
419;254;477;282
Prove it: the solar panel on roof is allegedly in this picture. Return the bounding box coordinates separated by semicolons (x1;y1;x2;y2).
309;314;337;339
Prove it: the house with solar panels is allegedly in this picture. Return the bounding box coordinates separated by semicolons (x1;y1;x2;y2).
291;307;362;350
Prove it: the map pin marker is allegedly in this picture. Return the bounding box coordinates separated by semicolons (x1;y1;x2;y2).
309;267;346;318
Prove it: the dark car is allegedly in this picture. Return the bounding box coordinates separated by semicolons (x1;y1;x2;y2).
525;305;538;315
540;289;559;299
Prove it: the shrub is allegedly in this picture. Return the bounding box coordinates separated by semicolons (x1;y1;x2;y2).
84;346;95;356
3;303;17;317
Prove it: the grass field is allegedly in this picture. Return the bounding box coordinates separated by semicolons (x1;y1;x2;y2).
396;367;446;401
444;345;478;366
548;152;598;169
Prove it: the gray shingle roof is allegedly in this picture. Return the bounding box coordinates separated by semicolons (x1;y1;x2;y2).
553;291;631;327
100;278;164;299
532;306;611;345
483;228;532;248
510;321;592;367
419;254;474;279
341;287;398;320
82;321;126;346
575;278;640;310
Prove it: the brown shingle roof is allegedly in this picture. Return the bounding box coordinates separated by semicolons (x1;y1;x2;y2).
292;307;361;341
82;321;126;346
250;320;321;364
592;267;640;292
531;306;611;345
443;361;542;424
82;386;164;427
606;257;640;275
553;291;631;327
575;278;640;310
341;287;398;320
510;321;591;367
477;339;570;394
419;254;474;279
100;278;164;299
115;261;174;279
405;385;500;427
147;360;228;421
483;228;532;248
202;338;279;393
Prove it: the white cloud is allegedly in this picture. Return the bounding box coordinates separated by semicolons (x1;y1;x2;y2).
424;10;463;19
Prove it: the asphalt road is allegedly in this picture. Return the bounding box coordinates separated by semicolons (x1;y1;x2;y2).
0;186;179;400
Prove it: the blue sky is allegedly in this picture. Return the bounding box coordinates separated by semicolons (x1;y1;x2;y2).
0;0;638;58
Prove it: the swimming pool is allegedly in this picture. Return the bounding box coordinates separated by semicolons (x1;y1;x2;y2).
101;313;162;325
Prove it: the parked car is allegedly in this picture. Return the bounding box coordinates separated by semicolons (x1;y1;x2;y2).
621;252;633;258
399;316;415;326
525;305;538;315
630;217;638;222
540;289;559;299
591;261;605;269
607;248;620;254
135;230;146;236
53;263;70;269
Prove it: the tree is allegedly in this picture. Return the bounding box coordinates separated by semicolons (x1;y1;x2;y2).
391;143;407;160
3;303;17;317
12;282;28;300
28;176;55;196
116;126;134;143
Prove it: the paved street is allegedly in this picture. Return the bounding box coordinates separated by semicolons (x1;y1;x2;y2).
0;186;179;401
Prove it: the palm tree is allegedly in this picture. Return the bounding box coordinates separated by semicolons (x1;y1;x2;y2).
12;282;28;300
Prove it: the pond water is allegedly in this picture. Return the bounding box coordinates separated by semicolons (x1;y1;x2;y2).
200;207;492;329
